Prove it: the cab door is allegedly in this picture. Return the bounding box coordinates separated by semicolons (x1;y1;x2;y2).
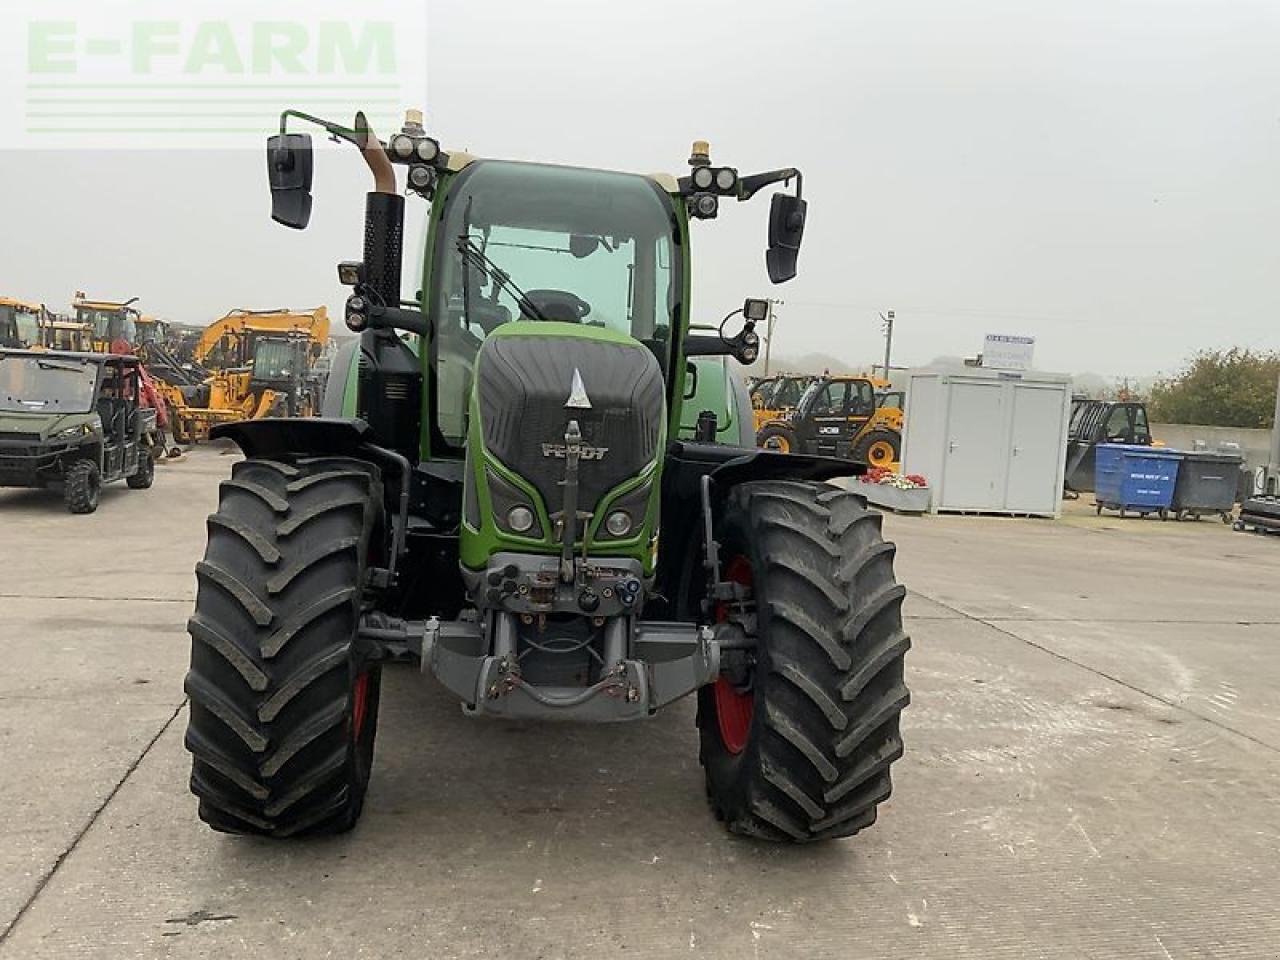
843;380;876;453
808;380;850;456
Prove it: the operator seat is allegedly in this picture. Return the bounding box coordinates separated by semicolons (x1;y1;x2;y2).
96;397;122;437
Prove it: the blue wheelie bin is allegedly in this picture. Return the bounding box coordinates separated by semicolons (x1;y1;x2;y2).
1094;444;1182;519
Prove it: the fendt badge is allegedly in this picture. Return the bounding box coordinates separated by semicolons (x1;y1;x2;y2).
541;442;609;460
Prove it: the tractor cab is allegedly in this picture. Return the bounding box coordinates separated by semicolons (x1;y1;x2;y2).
1064;399;1153;493
134;315;169;345
249;333;318;417
39;317;92;352
795;375;876;451
0;299;46;348
72;294;142;351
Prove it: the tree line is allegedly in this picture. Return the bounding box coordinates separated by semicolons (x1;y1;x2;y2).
1147;349;1279;429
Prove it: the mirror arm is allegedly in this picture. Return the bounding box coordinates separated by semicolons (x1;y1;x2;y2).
737;167;802;202
685;327;759;365
684;334;729;358
367;304;430;338
279;109;363;147
278;110;396;194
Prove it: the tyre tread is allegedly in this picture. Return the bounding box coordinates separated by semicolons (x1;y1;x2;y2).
183;455;381;837
699;481;910;843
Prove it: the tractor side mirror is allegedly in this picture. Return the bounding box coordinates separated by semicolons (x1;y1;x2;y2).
766;193;807;283
267;133;314;230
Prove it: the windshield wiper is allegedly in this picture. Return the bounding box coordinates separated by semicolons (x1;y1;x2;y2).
36;361;86;374
456;234;550;324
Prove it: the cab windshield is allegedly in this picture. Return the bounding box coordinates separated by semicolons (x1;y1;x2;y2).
1;305;41;346
0;355;99;413
77;307;137;345
252;339;299;381
430;160;680;447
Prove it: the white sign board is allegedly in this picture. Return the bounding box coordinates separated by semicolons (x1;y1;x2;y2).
982;334;1035;371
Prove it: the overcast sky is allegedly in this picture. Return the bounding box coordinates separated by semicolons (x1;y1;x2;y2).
1;0;1277;378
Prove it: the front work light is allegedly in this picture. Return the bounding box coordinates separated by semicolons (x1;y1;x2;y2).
507;505;535;534
605;510;633;537
743;298;769;323
692;193;719;219
390;134;415;159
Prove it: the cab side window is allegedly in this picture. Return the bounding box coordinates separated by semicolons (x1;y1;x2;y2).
812;382;848;415
1131;405;1151;442
850;382;876;417
1103;405;1134;442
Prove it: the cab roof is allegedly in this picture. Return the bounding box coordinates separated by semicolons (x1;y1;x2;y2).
0;298;44;311
74;299;139;312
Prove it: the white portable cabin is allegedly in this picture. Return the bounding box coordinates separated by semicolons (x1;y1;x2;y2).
902;368;1072;517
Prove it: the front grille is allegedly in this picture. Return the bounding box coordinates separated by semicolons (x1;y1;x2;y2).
0;431;40;443
475;335;665;515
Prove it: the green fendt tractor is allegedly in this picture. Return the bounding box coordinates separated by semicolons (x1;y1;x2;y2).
183;110;910;842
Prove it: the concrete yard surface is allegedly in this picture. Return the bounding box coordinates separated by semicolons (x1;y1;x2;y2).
1;446;1278;958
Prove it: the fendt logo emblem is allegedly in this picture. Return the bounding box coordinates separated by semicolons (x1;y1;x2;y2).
565;367;592;410
541;443;609;460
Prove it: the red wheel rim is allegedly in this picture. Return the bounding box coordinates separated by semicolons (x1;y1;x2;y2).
713;555;754;755
352;672;371;740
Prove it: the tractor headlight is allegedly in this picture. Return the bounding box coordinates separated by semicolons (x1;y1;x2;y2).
605;510;633;538
692;193;719;219
714;167;737;192
390;134;415;159
691;165;715;190
507;505;535;534
51;424;86;441
415;137;440;162
345;295;369;332
408;164;437;194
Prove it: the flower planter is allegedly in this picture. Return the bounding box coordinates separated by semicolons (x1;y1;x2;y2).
860;482;931;515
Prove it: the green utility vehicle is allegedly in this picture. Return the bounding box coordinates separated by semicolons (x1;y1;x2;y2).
0;349;157;512
183;111;910;842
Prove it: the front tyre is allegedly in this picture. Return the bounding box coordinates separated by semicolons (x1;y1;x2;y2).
698;481;910;842
64;458;101;514
184;455;383;836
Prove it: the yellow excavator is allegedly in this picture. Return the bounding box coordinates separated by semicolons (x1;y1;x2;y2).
139;307;330;443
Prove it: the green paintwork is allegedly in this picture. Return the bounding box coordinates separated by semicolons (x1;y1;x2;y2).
0;409;94;435
335;165;700;576
341;340;360;416
677;355;739;442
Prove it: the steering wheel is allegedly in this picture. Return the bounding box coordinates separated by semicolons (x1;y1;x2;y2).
522;289;591;323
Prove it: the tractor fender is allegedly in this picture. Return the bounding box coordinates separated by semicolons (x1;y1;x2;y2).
655;441;866;617
711;446;866;488
210;417;373;459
